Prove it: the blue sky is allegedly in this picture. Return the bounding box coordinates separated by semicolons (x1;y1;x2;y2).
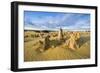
24;11;90;31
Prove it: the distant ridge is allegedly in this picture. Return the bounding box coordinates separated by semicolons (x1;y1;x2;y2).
24;27;90;32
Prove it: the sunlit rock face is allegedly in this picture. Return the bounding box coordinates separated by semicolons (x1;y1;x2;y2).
58;28;63;41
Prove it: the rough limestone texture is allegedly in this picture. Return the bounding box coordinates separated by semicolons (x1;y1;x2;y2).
58;28;63;41
66;32;80;50
43;34;50;51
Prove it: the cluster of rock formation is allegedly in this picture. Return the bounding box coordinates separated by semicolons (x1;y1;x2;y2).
39;28;80;52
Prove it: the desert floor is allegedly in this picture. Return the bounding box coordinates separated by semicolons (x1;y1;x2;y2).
24;31;90;62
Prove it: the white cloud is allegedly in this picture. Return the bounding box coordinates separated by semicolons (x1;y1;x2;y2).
25;12;90;31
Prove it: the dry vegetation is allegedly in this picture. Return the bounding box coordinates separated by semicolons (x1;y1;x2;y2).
24;30;90;62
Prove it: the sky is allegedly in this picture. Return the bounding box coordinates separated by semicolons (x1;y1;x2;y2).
24;11;90;31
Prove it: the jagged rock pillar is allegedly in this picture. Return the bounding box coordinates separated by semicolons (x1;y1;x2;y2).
58;28;63;41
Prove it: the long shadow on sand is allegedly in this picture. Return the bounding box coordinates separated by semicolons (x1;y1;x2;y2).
77;36;90;48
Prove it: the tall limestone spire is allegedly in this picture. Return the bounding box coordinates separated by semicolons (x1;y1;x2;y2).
58;28;63;41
